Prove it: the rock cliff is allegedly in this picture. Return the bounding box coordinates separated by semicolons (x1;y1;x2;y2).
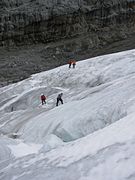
0;0;135;47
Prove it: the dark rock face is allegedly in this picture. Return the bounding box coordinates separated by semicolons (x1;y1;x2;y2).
0;0;135;86
0;0;135;47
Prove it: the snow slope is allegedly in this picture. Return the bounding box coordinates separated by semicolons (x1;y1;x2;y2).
1;49;135;179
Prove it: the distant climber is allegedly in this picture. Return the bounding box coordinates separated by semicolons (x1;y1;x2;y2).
41;94;46;105
68;60;72;68
72;60;76;68
56;93;63;106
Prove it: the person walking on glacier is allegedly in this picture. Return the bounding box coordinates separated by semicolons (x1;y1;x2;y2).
72;60;76;68
56;93;63;106
68;60;72;68
41;94;46;105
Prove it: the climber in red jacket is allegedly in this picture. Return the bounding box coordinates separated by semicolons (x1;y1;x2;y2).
41;94;46;105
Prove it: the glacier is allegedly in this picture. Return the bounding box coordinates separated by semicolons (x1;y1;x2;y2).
1;49;135;179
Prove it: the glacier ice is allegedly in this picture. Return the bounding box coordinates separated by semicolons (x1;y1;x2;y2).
1;49;135;179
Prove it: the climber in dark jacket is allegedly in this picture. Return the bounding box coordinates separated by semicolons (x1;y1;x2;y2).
56;93;63;106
